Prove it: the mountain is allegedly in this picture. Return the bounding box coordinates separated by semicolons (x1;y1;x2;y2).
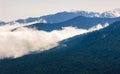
14;17;47;24
24;16;120;32
40;11;100;23
0;17;47;26
1;8;120;25
42;8;120;23
101;8;120;18
5;18;47;25
0;11;100;25
0;21;120;74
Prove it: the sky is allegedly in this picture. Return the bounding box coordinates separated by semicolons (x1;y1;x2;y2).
0;0;120;22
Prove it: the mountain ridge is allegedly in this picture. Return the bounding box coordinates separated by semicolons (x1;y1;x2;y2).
0;21;120;74
23;16;120;32
1;8;120;25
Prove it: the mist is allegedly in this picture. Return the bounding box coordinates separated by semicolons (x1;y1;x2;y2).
0;23;108;59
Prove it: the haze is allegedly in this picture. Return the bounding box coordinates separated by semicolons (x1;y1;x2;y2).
0;0;120;21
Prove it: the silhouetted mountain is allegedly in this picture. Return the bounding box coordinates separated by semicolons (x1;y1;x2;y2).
0;21;120;74
26;16;120;31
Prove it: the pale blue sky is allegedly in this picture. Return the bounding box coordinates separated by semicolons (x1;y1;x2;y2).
0;0;120;21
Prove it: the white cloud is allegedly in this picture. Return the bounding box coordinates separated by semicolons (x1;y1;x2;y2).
88;23;109;32
0;24;87;59
0;23;109;59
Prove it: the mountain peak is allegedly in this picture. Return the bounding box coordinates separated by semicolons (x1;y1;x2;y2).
1;8;120;25
101;8;120;18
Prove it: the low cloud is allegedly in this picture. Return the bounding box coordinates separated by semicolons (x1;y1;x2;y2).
0;23;109;59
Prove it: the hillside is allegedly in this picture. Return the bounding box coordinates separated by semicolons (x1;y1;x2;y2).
0;21;120;74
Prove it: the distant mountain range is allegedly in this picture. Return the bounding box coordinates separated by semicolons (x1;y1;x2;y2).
18;16;119;32
0;8;120;25
0;21;120;74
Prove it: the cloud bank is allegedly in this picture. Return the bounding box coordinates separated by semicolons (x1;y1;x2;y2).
0;23;109;59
